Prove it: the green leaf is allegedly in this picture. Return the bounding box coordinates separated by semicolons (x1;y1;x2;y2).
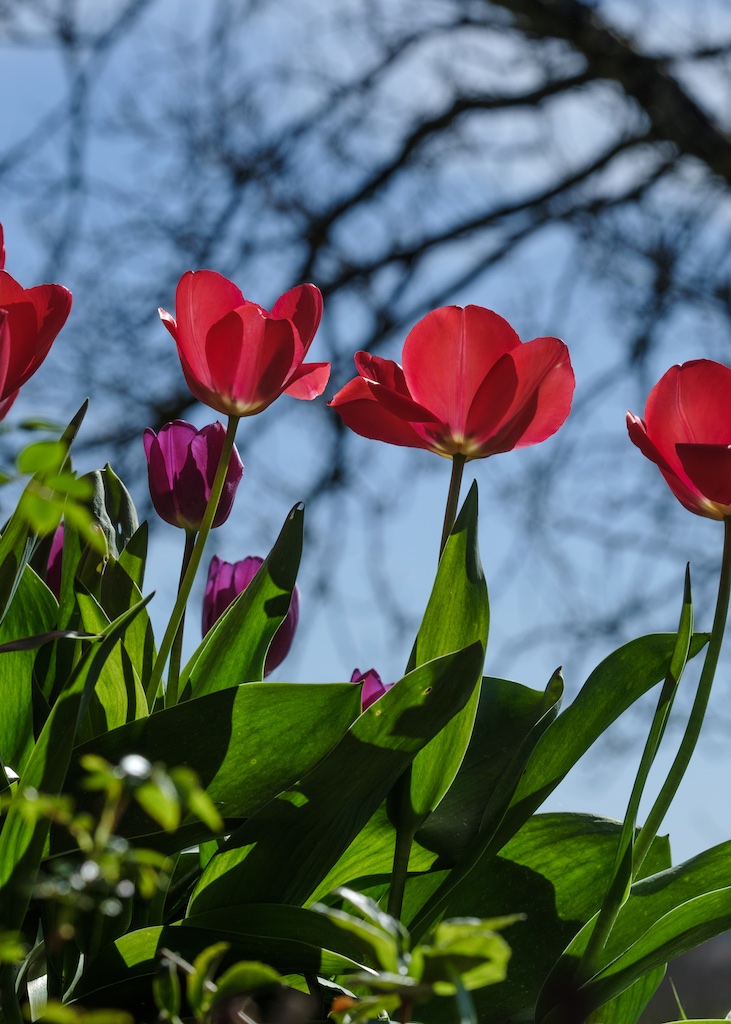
0;564;58;775
413;813;671;1024
73;922;366;1008
411;632;707;938
586;967;666;1024
188;941;230;1016
421;918;517;994
70;682;362;845
180;503;303;698
307;673;562;913
153;955;182;1022
16;440;65;475
0;594;152;930
210;961;282;1010
189;642;485;914
75;590;149;738
0;401;87;627
182;905;373;975
85;464;139;559
417;672;563;863
117;522;148;592
310;901;402;974
403;482;488;823
539;839;731;1022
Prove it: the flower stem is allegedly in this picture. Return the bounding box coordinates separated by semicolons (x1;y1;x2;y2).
146;415;240;708
633;516;731;874
576;518;731;986
575;567;692;982
440;454;466;556
164;528;197;709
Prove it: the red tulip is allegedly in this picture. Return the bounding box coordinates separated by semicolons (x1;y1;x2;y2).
202;554;300;676
159;271;329;417
0;225;72;418
143;420;243;530
329;305;574;459
351;667;392;711
628;359;731;520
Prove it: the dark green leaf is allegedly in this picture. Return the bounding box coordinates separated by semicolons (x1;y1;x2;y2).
411;632;707;938
0;565;58;774
414;813;670;1024
0;594;152;930
71;682;362;844
189;643;485;913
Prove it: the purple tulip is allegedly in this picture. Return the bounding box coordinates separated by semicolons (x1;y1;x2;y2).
46;523;64;600
351;667;392;710
202;555;300;676
143;420;243;530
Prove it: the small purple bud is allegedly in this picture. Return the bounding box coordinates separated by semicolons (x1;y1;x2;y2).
143;420;243;530
202;554;300;676
351;667;392;710
46;523;64;600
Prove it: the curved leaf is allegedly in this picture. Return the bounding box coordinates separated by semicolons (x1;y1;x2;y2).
189;642;485;915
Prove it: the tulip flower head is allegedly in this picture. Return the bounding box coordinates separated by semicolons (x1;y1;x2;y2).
628;359;731;520
202;555;300;676
0;223;72;419
329;305;574;460
351;667;392;711
159;271;329;417
144;420;243;530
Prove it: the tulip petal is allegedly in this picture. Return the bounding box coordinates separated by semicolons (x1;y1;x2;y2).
676;443;731;506
402;305;521;437
284;361;331;400
175;270;246;384
627;412;719;518
0;283;72;397
0;390;18;421
356;353;440;426
271;284;324;351
329;375;440;451
0;225;5;271
645;360;731;467
468;336;574;454
205;306;296;415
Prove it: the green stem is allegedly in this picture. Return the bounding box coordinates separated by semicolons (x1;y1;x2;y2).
387;790;416;922
146;416;240;707
440;455;466;556
633;516;731;875
576;568;693;981
165;528;197;708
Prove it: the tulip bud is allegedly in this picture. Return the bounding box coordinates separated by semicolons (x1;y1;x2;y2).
202;555;300;676
143;420;243;530
351;667;392;710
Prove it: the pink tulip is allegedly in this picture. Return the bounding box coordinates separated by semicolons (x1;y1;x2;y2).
202;555;300;676
351;667;392;710
143;420;243;530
